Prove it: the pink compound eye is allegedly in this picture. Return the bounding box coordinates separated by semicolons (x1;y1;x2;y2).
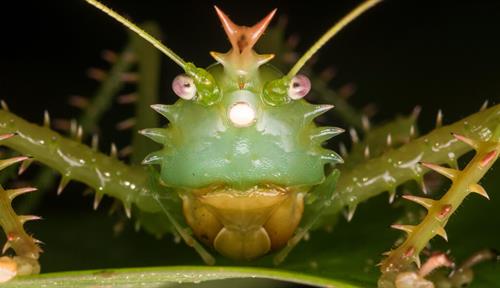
288;74;311;100
172;74;197;100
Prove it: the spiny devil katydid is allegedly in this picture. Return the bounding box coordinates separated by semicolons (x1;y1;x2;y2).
0;0;499;287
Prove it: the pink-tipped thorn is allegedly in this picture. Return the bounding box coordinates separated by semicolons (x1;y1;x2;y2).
411;105;422;120
0;156;31;171
7;187;37;201
468;183;489;200
0;133;16;141
452;133;480;150
391;224;415;234
17;159;33;175
402;194;435;209
435;109;443;128
116;118;136;131
117;93;137;104
110;143;118;158
101;49;118;63
121;73;139;83
480;150;498;168
339;83;356;99
361;115;371;132
87;67;107;81
420;162;459;180
18;215;43;224
68;95;89;109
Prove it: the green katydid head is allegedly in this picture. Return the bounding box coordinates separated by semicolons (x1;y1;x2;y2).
85;0;382;191
85;0;381;108
84;0;382;262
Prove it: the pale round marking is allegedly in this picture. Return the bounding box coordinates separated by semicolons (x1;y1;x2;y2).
228;101;256;127
288;74;311;100
172;74;196;100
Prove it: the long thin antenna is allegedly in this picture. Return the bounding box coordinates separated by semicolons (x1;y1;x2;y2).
86;0;187;69
288;0;382;77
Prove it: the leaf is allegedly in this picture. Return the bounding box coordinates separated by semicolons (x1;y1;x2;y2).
4;266;359;288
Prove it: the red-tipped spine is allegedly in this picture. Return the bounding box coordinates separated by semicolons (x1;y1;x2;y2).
380;132;500;278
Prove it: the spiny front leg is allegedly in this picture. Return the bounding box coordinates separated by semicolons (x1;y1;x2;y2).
322;104;500;225
0;134;41;282
378;126;500;287
0;108;214;263
0;108;158;215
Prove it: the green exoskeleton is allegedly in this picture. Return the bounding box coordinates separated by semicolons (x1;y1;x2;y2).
85;0;381;263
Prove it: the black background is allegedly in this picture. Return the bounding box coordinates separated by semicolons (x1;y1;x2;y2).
1;0;499;122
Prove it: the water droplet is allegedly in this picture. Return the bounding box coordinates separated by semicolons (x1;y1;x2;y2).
448;152;455;160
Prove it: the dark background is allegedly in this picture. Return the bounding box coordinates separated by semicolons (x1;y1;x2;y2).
1;0;499;122
0;0;499;274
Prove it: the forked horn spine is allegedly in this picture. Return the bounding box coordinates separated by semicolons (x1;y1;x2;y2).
214;6;276;53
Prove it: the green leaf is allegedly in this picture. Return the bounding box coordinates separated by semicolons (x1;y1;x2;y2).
5;266;359;288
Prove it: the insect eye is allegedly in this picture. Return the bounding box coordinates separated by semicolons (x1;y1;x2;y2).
262;74;312;106
172;74;197;100
288;75;311;100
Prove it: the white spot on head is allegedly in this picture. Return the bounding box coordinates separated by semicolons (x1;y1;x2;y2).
228;101;256;127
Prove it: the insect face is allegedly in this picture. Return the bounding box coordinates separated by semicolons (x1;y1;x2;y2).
153;11;330;259
86;0;380;262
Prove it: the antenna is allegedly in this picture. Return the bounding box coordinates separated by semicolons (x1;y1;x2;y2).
288;0;382;77
86;0;187;69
